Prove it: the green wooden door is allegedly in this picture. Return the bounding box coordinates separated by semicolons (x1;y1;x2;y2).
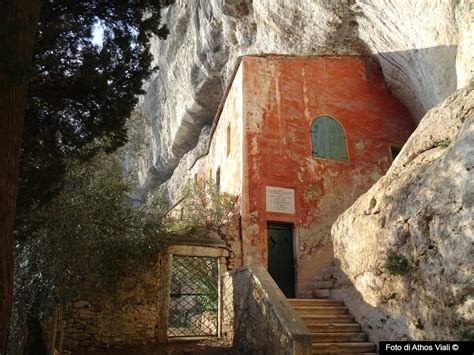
267;223;295;298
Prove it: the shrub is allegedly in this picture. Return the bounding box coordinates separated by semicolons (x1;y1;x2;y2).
168;180;238;233
384;251;409;275
14;150;169;318
436;139;451;148
461;332;474;341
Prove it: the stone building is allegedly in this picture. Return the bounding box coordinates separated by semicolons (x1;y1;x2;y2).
189;55;415;297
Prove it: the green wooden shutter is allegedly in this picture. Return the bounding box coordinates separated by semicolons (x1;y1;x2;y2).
311;117;330;158
328;118;348;161
311;116;348;161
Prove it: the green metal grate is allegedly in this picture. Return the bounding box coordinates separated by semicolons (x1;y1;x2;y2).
168;256;218;337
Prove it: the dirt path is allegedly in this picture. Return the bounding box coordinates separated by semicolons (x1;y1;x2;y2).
72;337;235;355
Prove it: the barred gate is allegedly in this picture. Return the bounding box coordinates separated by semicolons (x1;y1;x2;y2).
167;256;219;337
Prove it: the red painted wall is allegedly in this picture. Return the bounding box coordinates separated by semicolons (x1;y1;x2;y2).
239;56;416;295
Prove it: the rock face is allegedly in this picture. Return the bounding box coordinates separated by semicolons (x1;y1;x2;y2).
160;125;210;204
332;80;473;342
139;0;471;193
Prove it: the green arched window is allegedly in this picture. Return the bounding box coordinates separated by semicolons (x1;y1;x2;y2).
310;116;348;161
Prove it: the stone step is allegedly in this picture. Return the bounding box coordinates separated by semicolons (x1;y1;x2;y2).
288;288;375;354
313;289;331;298
298;291;316;299
306;323;361;333
311;332;367;343
293;306;348;315
288;299;344;307
320;266;337;281
301;314;355;323
305;279;335;291
314;279;335;289
312;342;376;353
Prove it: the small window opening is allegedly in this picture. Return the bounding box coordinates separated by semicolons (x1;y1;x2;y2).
390;146;401;161
226;124;231;157
215;167;221;192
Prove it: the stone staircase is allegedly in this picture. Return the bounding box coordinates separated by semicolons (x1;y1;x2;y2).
288;298;378;354
300;267;337;299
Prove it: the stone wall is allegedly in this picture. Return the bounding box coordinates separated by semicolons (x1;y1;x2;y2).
61;263;162;352
218;214;243;270
221;265;311;354
58;231;236;352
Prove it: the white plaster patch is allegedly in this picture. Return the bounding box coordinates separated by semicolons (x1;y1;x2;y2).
247;61;277;133
355;139;366;151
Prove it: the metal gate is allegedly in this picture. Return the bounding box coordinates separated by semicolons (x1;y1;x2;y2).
168;256;218;337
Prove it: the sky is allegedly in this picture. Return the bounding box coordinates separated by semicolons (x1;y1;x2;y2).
92;21;104;47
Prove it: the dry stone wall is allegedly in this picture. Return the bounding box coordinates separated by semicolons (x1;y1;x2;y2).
61;263;162;352
59;230;239;352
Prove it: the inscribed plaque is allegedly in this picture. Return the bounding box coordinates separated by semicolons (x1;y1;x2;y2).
266;186;295;214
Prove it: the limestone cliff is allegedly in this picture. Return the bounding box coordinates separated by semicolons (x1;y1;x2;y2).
139;0;471;195
332;80;473;341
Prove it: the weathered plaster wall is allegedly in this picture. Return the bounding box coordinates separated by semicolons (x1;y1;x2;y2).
219;214;243;270
190;63;244;198
163;63;244;206
239;56;415;294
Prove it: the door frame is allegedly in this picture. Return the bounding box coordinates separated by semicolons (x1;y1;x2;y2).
158;245;229;342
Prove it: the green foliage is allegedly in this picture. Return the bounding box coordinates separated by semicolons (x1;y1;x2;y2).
119;109;153;185
17;0;172;225
461;331;474;341
384;251;409;276
169;180;238;233
14;149;169;317
436;139;451;148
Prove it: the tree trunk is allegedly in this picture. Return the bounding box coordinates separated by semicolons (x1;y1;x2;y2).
0;1;41;352
57;307;64;354
48;308;58;355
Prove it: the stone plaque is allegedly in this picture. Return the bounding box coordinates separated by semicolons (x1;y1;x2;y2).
266;186;295;214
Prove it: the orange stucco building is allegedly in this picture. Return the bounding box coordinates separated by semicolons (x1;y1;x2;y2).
190;55;415;297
